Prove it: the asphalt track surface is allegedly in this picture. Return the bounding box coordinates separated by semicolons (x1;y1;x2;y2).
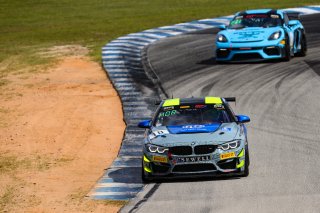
126;13;320;213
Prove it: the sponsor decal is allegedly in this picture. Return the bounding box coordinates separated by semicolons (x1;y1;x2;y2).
214;104;225;109
167;123;221;134
234;31;264;40
245;14;268;18
220;152;236;160
271;14;280;19
177;155;211;163
195;104;206;109
180;105;190;109
149;129;169;140
152;156;168;163
163;106;174;111
221;127;232;132
182;125;205;129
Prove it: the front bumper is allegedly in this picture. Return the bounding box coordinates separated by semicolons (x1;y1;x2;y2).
142;145;246;178
216;39;286;62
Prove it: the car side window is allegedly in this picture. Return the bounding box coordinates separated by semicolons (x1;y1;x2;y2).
223;102;237;122
283;13;289;26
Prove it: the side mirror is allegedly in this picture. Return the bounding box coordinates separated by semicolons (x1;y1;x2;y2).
138;120;152;128
218;24;226;30
236;115;250;123
288;20;299;26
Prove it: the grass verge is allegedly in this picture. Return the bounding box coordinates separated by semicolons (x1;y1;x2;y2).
1;0;319;73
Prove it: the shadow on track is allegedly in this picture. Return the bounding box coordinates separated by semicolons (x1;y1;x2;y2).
197;57;285;65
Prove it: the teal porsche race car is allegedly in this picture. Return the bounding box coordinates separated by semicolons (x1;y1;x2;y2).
138;97;250;181
215;9;307;62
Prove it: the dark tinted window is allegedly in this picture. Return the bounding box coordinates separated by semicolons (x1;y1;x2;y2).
229;14;282;29
155;104;231;126
283;13;289;25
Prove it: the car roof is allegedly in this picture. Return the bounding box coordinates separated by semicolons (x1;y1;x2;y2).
235;9;284;17
161;97;223;107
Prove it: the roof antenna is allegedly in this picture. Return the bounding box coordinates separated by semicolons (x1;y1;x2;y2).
171;93;174;99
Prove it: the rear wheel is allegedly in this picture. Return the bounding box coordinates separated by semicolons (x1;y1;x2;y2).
296;34;307;57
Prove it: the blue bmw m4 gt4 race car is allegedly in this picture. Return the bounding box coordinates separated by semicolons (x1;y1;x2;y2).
138;97;250;182
215;9;307;62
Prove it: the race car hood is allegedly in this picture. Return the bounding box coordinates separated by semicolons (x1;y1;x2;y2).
222;27;282;42
167;123;220;134
148;123;240;147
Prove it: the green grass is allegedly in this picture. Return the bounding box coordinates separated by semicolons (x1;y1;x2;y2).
0;0;319;73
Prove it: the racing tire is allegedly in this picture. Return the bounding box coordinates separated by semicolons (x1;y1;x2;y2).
283;35;291;61
240;146;250;177
216;59;224;64
141;163;152;183
296;34;307;57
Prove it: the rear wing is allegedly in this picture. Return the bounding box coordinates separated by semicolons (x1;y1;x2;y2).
224;97;236;102
223;97;236;107
155;97;237;105
285;12;301;20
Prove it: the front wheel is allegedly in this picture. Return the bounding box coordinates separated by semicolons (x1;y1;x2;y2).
240;146;250;177
296;34;307;57
283;36;291;61
141;163;152;183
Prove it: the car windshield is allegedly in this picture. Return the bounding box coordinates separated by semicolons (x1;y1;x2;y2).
229;14;282;29
154;104;231;126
